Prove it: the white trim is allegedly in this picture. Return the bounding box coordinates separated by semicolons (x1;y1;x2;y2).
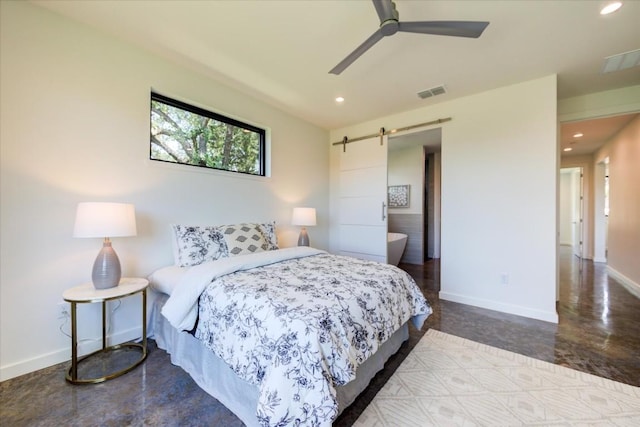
608;266;640;299
593;257;607;263
439;292;559;324
0;326;143;382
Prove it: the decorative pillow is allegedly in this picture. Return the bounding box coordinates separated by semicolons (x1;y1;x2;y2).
171;225;230;267
256;221;279;250
220;223;270;256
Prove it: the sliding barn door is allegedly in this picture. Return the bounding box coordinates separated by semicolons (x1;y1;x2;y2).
338;135;388;263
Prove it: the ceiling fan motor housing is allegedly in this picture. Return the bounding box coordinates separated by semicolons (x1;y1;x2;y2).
380;19;399;36
379;0;400;36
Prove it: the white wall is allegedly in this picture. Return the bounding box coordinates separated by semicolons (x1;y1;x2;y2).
388;146;423;214
0;1;329;380
330;76;559;323
559;170;575;246
594;116;640;294
593;160;607;263
558;86;640;123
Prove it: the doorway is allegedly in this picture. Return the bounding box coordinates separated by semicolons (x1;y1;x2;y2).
424;151;441;260
593;158;609;263
388;128;442;265
559;167;583;258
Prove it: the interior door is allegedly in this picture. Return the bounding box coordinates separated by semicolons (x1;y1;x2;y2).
338;135;388;263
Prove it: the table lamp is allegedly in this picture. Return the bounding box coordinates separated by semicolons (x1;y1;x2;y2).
73;202;137;289
292;207;316;247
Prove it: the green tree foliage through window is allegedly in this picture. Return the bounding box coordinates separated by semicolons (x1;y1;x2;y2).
150;93;265;176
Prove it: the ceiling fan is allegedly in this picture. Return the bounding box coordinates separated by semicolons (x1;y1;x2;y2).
329;0;489;75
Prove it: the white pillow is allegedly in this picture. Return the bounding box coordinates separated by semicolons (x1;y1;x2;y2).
148;265;187;295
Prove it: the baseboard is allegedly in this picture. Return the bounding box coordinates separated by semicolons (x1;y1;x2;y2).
439;292;559;324
607;266;640;299
593;257;607;263
0;326;143;382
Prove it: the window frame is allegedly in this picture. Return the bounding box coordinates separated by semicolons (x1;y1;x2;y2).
150;92;266;177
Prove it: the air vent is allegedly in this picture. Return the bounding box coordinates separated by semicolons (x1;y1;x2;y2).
602;49;640;73
417;85;447;99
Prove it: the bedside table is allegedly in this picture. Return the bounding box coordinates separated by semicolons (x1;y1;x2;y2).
62;277;148;384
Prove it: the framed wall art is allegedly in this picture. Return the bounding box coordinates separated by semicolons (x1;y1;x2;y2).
388;185;410;208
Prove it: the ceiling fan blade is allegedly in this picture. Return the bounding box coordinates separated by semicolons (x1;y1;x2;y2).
398;21;489;38
372;0;398;23
329;29;384;75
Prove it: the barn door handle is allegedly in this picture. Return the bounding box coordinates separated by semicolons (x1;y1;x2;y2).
382;202;387;221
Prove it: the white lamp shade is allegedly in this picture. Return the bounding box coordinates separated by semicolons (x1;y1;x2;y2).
73;202;137;238
291;207;317;227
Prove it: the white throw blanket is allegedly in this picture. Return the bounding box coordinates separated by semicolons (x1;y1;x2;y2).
161;246;325;331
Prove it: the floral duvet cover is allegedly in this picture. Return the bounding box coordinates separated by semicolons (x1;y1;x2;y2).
191;250;431;426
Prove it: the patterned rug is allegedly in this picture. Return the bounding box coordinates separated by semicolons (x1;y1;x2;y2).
355;329;640;426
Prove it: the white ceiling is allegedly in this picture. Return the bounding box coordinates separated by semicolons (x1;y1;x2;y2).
32;0;640;153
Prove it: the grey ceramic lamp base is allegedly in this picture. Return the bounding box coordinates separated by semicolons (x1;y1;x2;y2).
297;228;310;247
92;240;122;289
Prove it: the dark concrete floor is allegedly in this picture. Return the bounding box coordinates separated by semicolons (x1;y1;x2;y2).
2;247;639;426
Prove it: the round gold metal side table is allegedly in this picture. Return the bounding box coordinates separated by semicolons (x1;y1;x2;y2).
62;278;148;384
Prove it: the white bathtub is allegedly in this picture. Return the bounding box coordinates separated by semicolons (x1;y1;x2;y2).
387;232;408;266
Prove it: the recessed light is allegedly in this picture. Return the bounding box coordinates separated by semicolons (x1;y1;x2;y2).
600;1;622;15
563;147;573;152
573;133;583;138
335;96;345;103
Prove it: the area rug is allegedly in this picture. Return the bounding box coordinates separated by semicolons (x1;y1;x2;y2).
354;329;640;426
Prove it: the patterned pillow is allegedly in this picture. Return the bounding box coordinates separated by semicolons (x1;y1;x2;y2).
172;225;230;267
220;223;270;256
256;221;279;250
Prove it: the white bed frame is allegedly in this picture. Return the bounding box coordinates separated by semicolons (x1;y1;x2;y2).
150;291;409;426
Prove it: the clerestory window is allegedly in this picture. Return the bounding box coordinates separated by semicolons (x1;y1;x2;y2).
150;93;265;176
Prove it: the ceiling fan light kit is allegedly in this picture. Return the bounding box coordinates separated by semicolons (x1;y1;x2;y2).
329;0;489;75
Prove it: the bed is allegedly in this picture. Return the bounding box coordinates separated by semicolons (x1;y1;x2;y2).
148;223;432;427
